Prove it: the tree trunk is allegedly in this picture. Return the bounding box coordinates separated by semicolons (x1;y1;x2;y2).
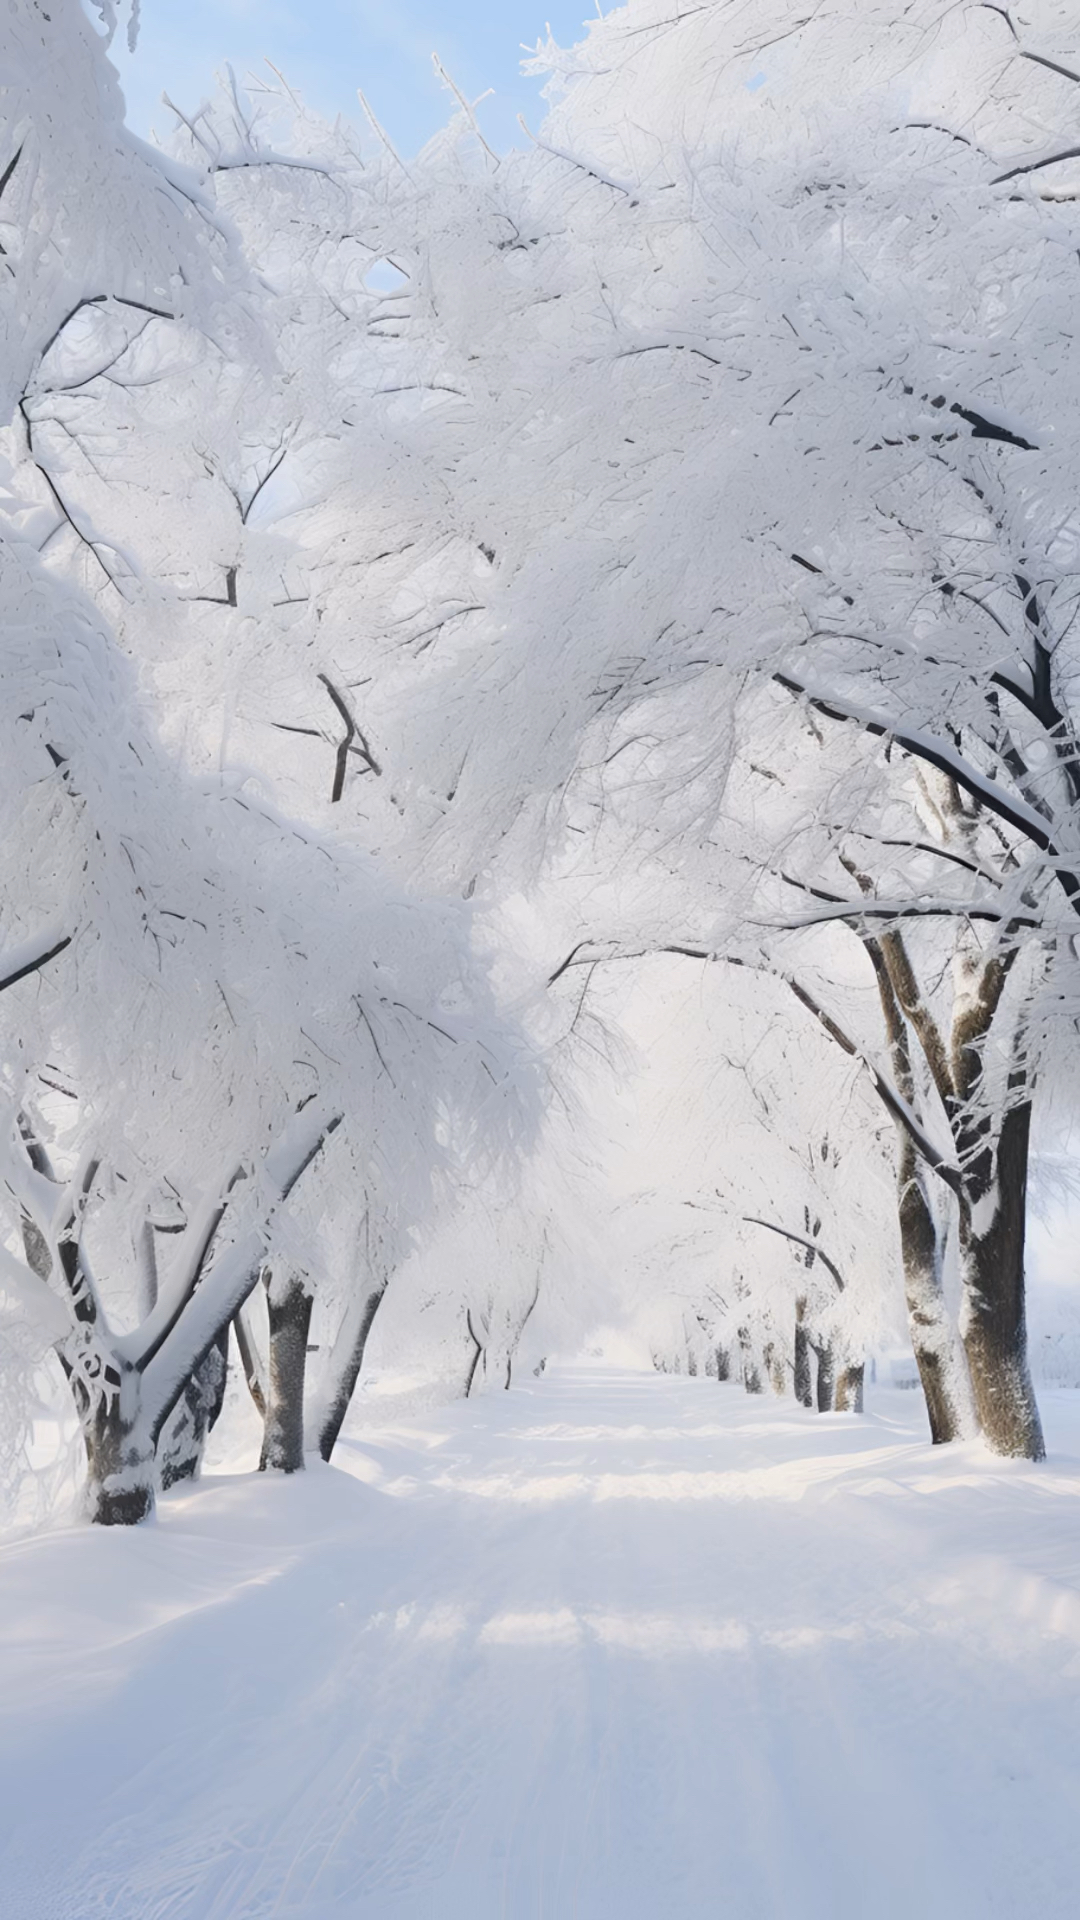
234;1296;267;1419
813;1341;835;1412
715;1344;731;1382
896;1156;967;1445
17;1150;156;1521
259;1274;314;1474
793;1303;813;1408
738;1328;763;1395
762;1341;785;1396
315;1280;388;1462
862;932;968;1445
81;1363;156;1525
156;1334;229;1489
834;1362;865;1414
957;1098;1044;1460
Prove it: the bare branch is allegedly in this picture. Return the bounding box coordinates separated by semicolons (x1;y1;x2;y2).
318;671;381;797
0;144;24;209
241;445;289;525
1020;50;1080;86
190;565;238;607
774;670;1080;911
773;897;1040;930
517;116;638;198
742;1217;845;1291
545;938;963;1192
993;143;1080;186
783;977;962;1194
0;933;71;994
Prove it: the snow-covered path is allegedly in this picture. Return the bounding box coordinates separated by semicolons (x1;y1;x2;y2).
3;1368;1080;1919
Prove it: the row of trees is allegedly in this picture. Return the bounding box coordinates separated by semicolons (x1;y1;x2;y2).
0;0;537;1523
2;0;1079;1522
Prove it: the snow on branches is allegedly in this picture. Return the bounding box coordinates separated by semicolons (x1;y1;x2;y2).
4;0;1080;1517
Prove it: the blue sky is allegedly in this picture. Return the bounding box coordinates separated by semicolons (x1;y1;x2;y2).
109;2;595;155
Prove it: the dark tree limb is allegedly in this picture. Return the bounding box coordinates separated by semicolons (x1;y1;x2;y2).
464;1308;484;1397
315;1278;389;1461
774;671;1080;911
191;565;238;608
546;939;964;1192
0;934;71;994
146;1114;342;1446
743;1216;845;1291
233;1298;267;1419
241;446;289;525
318;672;381;799
993;143;1080;185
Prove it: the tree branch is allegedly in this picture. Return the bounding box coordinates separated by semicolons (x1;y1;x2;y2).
774;670;1080;910
318;672;381;799
742;1217;845;1291
0;932;71;994
144;1112;342;1443
993;143;1080;185
545;938;963;1192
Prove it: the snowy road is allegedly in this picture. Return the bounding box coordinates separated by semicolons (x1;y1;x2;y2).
3;1368;1080;1919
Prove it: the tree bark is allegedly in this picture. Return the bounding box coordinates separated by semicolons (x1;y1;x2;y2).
259;1273;314;1474
812;1340;835;1412
864;934;968;1443
81;1363;156;1525
957;1097;1044;1459
793;1303;813;1408
234;1297;267;1419
947;943;1043;1459
315;1281;388;1462
715;1344;731;1382
255;1274;311;1466
896;1154;965;1444
14;1123;157;1521
156;1334;229;1489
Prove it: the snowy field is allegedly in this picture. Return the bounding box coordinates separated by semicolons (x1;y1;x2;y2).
2;1368;1079;1920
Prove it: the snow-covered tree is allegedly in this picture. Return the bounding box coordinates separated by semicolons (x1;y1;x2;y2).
0;8;530;1524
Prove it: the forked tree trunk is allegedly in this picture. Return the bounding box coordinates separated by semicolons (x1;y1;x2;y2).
16;1106;341;1521
957;1098;1044;1460
18;1157;156;1522
260;1273;314;1473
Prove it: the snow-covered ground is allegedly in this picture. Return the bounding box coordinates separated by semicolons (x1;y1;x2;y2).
3;1368;1080;1919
